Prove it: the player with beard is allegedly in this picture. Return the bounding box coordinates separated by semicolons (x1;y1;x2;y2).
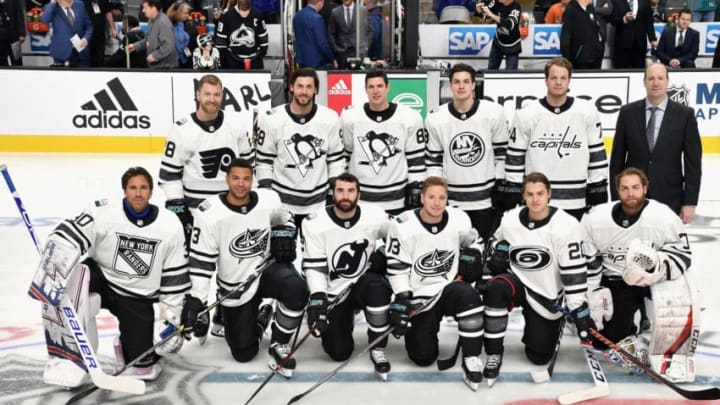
301;172;392;379
214;0;269;69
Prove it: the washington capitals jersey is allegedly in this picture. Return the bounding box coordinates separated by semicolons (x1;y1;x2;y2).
189;189;294;306
506;97;607;210
214;7;269;62
581;199;692;286
302;204;389;299
495;206;587;318
386;208;478;303
48;199;189;309
255;104;346;215
159;110;254;208
340;103;426;211
425;99;509;210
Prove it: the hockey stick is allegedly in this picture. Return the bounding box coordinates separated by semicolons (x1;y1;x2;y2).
557;345;609;404
1;164;41;254
530;317;567;383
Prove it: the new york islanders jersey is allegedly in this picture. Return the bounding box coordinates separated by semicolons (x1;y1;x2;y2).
159;110;254;208
302;204;389;299
189;189;294;306
255;104;346;215
506;97;607;210
425;99;509;210
340;103;426;211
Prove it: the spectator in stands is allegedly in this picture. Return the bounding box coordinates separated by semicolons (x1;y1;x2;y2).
609;0;656;68
0;0;25;66
688;0;716;22
129;0;177;68
252;0;279;23
649;0;666;22
594;0;612;51
81;0;115;67
533;0;559;23
366;0;383;60
434;0;477;20
545;0;570;23
168;0;192;67
561;0;604;69
193;32;220;69
106;14;146;67
655;9;698;68
477;0;521;70
42;0;94;67
328;0;371;68
294;0;337;68
214;0;268;69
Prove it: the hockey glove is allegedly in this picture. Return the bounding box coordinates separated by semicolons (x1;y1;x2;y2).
491;180;505;211
389;292;413;338
486;240;510;276
155;322;184;356
570;302;599;345
502;182;523;211
270;226;297;263
588;287;613;331
166;199;194;247
307;292;329;337
458;247;484;283
326;177;336;207
181;295;209;339
586;180;609;208
404;181;423;209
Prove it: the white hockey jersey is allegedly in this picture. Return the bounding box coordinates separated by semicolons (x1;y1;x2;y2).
386;207;478;303
340;103;426;211
302;204;389;298
495;206;588;318
506;97;608;210
189;189;294;306
48;199;190;309
159;110;255;208
255;104;346;215
581;199;692;286
425;99;509;210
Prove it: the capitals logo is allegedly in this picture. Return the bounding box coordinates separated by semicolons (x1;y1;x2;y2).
510;246;552;271
667;84;690;107
114;234;160;278
330;239;369;280
414;249;455;279
357;131;401;174
199;147;236;178
229;228;270;262
449;132;485;167
229;23;256;48
283;133;328;177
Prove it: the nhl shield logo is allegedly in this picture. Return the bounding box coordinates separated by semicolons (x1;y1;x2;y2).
331;239;369;280
229;228;270;262
414;249;455;278
449;132;485;167
357;131;400;174
667;85;690;106
283;133;328;177
113;233;160;278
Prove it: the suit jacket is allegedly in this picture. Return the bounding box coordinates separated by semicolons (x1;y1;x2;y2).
609;0;655;50
132;11;177;68
655;27;699;68
41;0;93;61
609;98;702;213
327;3;370;56
561;1;604;65
293;4;335;68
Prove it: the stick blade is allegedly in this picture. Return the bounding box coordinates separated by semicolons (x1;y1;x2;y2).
91;372;146;395
530;369;550;383
557;385;610;405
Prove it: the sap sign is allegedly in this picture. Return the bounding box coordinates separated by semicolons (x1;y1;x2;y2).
706;23;720;53
533;25;561;55
448;26;496;55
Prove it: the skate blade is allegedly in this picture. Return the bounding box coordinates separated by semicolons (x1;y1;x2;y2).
486;377;497;388
375;371;388;381
464;377;480;391
268;360;293;379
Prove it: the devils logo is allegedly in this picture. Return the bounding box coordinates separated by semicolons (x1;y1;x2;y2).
357;131;400;174
283;133;327;177
229;228;270;262
414;249;455;278
330;239;369;280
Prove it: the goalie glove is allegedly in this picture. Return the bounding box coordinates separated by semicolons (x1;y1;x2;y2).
623;239;666;286
458;247;484;283
404;181;423;209
588;287;613;331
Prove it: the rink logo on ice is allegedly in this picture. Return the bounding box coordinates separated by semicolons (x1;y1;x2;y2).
331;240;369;280
509;246;551;271
283;133;327;177
449;132;485;167
73;78;151;129
113;233;160;278
357;131;401;174
229;228;270;261
414;249;455;278
668;84;690;107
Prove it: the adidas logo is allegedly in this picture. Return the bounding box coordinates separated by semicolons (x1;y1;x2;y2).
72;78;151;129
329;79;351;96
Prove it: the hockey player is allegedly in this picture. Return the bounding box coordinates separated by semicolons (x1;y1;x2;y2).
581;167;697;382
255;67;346;228
340;70;426;216
386;176;486;390
505;57;608;220
302;172;393;379
214;0;269;69
482;172;596;386
33;167;190;387
425;63;509;239
182;158;309;378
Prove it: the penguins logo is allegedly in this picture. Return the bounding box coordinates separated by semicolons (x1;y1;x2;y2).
357;131;400;174
229;228;270;262
330;239;369;280
414;249;455;278
509;246;552;271
283;133;327;177
449;132;485;167
229;24;256;48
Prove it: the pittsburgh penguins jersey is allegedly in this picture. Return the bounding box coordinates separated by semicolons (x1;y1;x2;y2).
48;199;190;309
340;103;426;211
495;206;588;319
581;199;692;286
425;99;509;210
302;204;389;299
386;207;478;304
214;7;269;62
506;97;608;210
159;110;254;208
189;189;294;306
255;103;346;215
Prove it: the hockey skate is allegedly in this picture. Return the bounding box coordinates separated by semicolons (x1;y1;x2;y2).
483;354;503;387
256;304;273;341
268;342;296;378
370;347;391;381
462;356;483;391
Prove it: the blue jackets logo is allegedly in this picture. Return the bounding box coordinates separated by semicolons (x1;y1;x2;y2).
448;26;495;55
533;25;561;56
705;24;720;53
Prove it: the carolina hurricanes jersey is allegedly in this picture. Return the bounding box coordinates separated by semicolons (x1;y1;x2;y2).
386;207;479;304
302;204;389;298
48;199;189;309
340;103;426;211
425;99;509;210
189;189;294;306
506;97;608;210
581;199;692;285
159;110;254;208
255;104;346;215
495;206;588;318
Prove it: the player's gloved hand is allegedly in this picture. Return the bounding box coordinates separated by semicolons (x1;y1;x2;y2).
404;181;423;209
306;292;329;337
502;182;523;211
155;322;184;356
588;287;613;331
166;199;193;244
181;295;209;339
491;180;505;211
570;302;599;345
326;178;336;206
389;292;412;338
270;226;297;263
258;179;273;189
458;247;484;283
486;240;510;276
586;180;609;208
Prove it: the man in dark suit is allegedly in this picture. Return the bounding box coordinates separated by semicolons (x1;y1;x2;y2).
293;0;337;68
41;0;94;66
609;0;656;68
328;0;371;69
610;63;702;224
655;9;699;69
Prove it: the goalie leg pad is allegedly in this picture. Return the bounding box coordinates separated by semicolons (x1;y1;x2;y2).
29;238;82;306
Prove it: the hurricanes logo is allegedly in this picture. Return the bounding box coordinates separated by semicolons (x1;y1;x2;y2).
510;246;552;271
113;234;160;278
668;85;690;106
414;249;455;278
283;133;327;177
199;147;236;178
229;228;269;262
229;24;256;48
449;132;484;167
330;240;369;280
357;131;400;174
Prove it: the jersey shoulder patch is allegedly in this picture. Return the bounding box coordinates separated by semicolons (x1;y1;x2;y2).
198;199;212;212
94;198;109;207
175;117;188;126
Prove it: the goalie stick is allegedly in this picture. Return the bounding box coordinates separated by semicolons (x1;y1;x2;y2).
1;164;41;253
557;346;609;404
